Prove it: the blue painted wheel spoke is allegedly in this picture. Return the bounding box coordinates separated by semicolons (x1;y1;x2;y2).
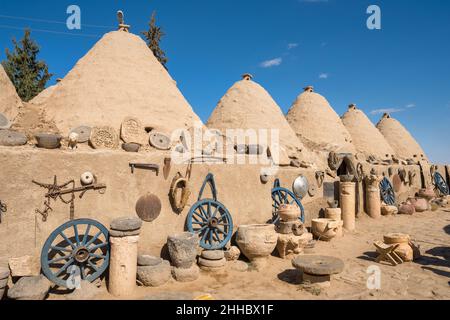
89;243;108;251
55;258;74;277
82;224;91;245
193;211;207;222
50;246;72;253
211;206;219;219
89;253;106;260
49;255;72;264
60;231;76;249
209;230;213;244
199;206;209;219
80;265;86;280
213;230;221;242
73;225;80;246
85;231;102;247
216;228;226;235
194;225;208;233
87;260;99;272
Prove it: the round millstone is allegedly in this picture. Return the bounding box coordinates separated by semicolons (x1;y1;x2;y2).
70;126;92;143
292;255;344;276
110;217;142;232
121;117;145;144
89;126;119;149
198;257;226;268
135;194;162;223
0;130;27;146
201;250;225;261
138;255;163;267
0;113;11;129
149;132;171;150
109;229;141;238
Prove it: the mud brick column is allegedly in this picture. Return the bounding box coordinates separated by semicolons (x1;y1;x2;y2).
365;174;382;219
340;182;356;231
108;217;142;297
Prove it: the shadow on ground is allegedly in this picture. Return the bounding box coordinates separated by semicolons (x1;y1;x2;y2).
277;269;301;285
415;246;450;279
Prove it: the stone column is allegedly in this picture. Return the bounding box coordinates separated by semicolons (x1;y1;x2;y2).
108;217;142;298
325;208;343;237
340;182;356;231
365;174;382;219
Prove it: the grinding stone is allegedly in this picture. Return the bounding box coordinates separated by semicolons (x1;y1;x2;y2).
0;267;10;279
121;117;144;144
201;250;225;261
292;255;344;276
110;217;142;232
149;132;171;150
0;113;10;129
135;194;162;223
138;255;163;267
0;130;27;146
69;126;92;143
109;229;141;238
89;126;119;150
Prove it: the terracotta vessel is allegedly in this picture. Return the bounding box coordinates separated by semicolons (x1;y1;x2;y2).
407;197;428;212
236;224;277;269
383;233;413;262
277;204;299;222
311;218;340;241
417;188;435;201
398;203;415;215
34;133;62;149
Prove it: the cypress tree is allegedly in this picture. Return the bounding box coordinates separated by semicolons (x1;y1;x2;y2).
2;29;52;102
142;11;168;69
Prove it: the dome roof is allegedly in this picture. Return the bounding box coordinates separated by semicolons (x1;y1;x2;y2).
0;64;23;123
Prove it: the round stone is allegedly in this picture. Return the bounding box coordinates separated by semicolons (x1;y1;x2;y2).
224;246;241;261
138;255;162;267
89;126;119;150
149;132;171;150
199;265;226;273
167;232;199;269
308;183;317;197
201;250;225;261
109;229;141;238
35;133;62;149
110;217;142;232
292;255;345;276
384;233;410;244
7;275;51;300
230;260;249;272
171;265;200;283
69;126;92;143
137;260;171;287
198;257;226;268
135;194;162;223
0;267;10;279
0;130;27;146
0;113;11;129
80;172;95;185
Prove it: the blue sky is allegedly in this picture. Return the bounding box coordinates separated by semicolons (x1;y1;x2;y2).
1;0;449;163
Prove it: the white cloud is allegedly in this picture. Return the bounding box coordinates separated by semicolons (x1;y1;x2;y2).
406;103;416;108
319;73;329;79
260;58;282;68
370;108;404;115
288;43;299;50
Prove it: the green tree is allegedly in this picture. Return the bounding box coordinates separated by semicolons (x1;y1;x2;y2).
1;29;52;102
142;11;168;69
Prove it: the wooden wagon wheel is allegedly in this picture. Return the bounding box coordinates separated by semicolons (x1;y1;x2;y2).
271;179;305;224
380;177;396;205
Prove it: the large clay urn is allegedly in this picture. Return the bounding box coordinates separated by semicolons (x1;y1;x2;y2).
236;224;277;269
407;197;429;213
384;233;413;262
277;204;299;222
311;219;341;241
417;188;435;201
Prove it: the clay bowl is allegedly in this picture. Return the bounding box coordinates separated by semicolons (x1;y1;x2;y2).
277;204;299;222
35;133;62;149
122;143;141;153
325;208;342;221
311;218;339;242
236;224;277;267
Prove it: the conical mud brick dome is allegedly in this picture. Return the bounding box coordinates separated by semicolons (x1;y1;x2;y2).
42;31;202;135
376;113;428;161
286;86;355;153
207;75;316;162
342;104;396;160
0;64;23;124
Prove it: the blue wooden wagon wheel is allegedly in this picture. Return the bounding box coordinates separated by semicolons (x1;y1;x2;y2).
41;219;110;288
434;172;449;195
186;174;233;250
271;179;305;224
380;177;396;205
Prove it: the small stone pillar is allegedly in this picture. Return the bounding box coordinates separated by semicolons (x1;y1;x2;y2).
340;182;356;231
365;172;382;219
325;208;343;237
108;217;142;297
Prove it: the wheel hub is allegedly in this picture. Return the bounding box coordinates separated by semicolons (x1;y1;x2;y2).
73;246;90;263
209;217;219;228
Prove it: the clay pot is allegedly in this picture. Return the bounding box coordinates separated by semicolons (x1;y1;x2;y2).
35;133;62;149
277;204;299;222
311;219;340;241
325;208;342;221
384;233;413;262
122;143;141;153
417;188;435;201
398;203;415;215
236;224;277;269
381;205;398;216
167;232;199;269
407;197;429;213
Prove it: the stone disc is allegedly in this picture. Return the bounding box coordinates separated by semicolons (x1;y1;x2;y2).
308;183;317;197
135;194;162;222
121;117;145;144
0;130;27;146
89;126;119;149
149;132;171;150
392;174;402;193
292;255;344;276
69;126;92;143
0;113;11;129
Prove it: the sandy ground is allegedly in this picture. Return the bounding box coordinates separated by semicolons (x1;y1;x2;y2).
48;207;449;301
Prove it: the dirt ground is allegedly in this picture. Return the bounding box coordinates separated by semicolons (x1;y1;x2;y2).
49;207;450;301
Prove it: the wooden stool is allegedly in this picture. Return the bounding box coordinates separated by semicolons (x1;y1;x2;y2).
373;241;403;266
